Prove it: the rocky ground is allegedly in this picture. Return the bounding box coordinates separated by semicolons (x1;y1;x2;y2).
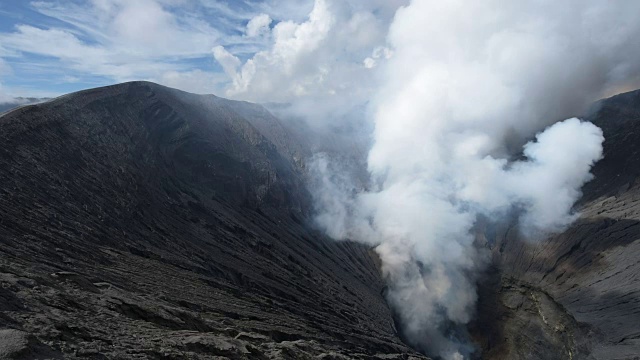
472;89;640;360
0;82;426;359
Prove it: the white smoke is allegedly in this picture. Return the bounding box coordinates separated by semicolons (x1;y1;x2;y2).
216;0;640;358
311;1;635;358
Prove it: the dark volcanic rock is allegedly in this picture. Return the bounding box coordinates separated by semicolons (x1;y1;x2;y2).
475;89;640;360
0;82;424;359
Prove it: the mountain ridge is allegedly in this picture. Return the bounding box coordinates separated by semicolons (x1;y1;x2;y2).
0;81;424;359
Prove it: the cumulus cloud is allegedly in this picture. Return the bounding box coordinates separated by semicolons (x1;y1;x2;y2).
214;0;336;101
212;46;241;79
245;14;272;37
363;46;392;69
213;0;400;111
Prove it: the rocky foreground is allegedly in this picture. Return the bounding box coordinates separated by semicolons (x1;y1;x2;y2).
0;82;425;359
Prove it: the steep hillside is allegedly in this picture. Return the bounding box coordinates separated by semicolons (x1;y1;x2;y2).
474;90;640;360
0;82;423;359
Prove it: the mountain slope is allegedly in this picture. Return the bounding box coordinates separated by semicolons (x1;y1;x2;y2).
474;89;640;360
0;82;423;359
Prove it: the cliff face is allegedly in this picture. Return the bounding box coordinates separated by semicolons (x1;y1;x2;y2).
0;82;424;359
474;90;640;360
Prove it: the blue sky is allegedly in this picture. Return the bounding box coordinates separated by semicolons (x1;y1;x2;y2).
0;0;316;99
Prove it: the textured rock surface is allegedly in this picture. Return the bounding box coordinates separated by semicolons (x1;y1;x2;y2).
474;90;640;359
0;82;425;359
0;329;30;358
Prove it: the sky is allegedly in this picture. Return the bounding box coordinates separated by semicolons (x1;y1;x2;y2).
0;0;406;105
0;0;321;99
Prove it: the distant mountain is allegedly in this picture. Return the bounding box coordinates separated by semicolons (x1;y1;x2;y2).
0;82;423;359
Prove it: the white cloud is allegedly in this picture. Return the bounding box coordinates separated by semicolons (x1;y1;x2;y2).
0;0;235;94
212;46;241;79
252;0;315;23
0;58;14;103
31;0;221;58
1;25;107;69
2;0;403;98
197;0;256;21
363;46;392;69
213;0;400;106
0;58;10;76
245;14;272;37
61;75;81;83
0;85;14;104
157;69;228;94
215;0;335;101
